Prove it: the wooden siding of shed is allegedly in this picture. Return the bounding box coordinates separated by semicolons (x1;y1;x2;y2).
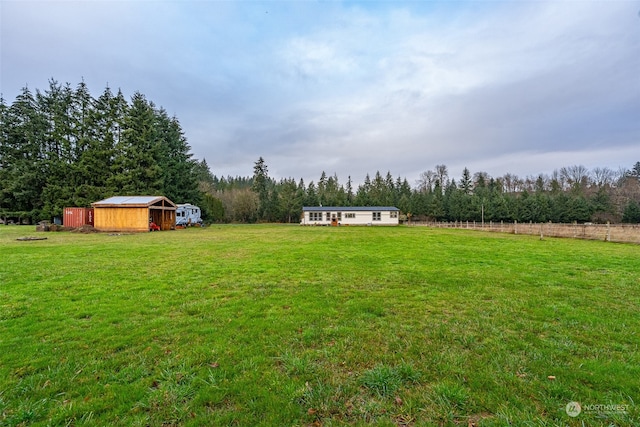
149;207;175;231
94;207;149;232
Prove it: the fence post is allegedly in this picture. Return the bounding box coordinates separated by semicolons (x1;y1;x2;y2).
606;221;611;242
514;220;518;234
539;223;544;240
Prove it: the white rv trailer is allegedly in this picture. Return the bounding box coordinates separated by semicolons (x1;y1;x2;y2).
176;203;202;226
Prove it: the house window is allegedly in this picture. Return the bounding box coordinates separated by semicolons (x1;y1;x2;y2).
309;212;322;221
326;212;331;221
390;211;398;219
345;213;355;219
372;212;381;221
337;212;342;221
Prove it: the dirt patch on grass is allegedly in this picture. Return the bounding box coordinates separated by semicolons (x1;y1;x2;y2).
70;225;98;233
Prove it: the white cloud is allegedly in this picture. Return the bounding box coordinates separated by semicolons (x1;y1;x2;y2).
2;0;638;187
281;38;358;79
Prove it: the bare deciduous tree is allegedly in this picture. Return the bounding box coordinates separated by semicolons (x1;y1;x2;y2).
435;164;449;188
560;165;589;192
502;173;523;193
416;170;435;193
591;167;615;188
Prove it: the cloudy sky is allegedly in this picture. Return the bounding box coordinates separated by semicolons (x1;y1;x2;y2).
2;0;639;185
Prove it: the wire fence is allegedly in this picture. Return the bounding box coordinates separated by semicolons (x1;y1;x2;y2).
409;220;640;244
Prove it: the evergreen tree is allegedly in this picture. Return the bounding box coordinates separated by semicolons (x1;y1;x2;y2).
487;189;511;222
38;81;79;217
534;175;546;193
335;183;348;206
518;190;549;223
317;171;328;205
443;179;457;220
355;174;371;206
369;171;385;205
460;167;473;195
265;187;279;222
155;109;199;203
251;156;270;219
408;190;426;218
296;179;307;209
591;187;613;222
622;200;640;223
3;87;47;222
384;171;395;205
305;181;319;206
76;85;121;203
427;181;445;219
68;81;98;206
630;162;640;180
72;80;93;159
398;178;412;203
110;92;162;194
325;173;343;206
0;96;11;221
345;176;354;205
550;193;570;223
278;178;301;223
397;193;410;215
194;159;215;186
567;196;593;223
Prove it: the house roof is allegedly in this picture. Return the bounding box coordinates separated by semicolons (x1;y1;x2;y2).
302;206;399;212
92;196;176;209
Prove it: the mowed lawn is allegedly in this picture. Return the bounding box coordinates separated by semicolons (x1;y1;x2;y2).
1;225;639;426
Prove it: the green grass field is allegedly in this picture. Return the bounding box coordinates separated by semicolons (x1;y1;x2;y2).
1;225;638;426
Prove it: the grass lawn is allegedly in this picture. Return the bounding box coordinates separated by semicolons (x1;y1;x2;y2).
0;224;638;426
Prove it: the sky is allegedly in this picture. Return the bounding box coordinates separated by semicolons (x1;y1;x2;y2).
1;0;639;186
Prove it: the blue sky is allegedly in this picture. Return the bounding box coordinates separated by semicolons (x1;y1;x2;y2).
1;0;639;185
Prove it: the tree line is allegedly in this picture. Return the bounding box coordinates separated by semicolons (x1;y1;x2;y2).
0;80;200;223
200;159;640;224
2;80;639;225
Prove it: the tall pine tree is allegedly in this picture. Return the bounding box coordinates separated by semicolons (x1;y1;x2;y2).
110;92;163;194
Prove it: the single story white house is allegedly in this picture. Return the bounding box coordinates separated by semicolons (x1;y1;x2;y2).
301;206;400;226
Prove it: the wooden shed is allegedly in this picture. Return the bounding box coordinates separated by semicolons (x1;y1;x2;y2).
92;196;176;232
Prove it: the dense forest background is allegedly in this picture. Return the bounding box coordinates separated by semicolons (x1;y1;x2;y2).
1;81;639;224
0;81;201;222
203;158;640;224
